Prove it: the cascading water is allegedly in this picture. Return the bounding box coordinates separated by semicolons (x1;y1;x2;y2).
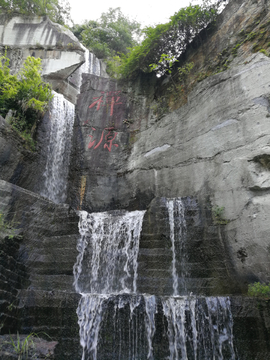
82;49;101;77
162;296;235;360
40;92;75;204
73;210;145;294
40;49;100;204
74;210;146;360
166;198;187;295
74;199;236;360
67;47;101;91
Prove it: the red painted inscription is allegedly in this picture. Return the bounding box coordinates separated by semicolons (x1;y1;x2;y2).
88;127;119;152
88;91;122;116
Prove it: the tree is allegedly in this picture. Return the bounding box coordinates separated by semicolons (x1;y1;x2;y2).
119;1;227;78
0;54;53;137
0;0;71;25
72;7;141;59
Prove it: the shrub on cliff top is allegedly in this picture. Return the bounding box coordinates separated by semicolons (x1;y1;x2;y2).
0;54;53;144
72;7;141;60
119;3;221;78
0;0;71;25
248;282;270;298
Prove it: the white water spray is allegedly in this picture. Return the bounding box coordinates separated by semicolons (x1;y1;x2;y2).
73;210;145;294
73;200;236;360
40;92;75;204
166;198;187;295
162;296;236;360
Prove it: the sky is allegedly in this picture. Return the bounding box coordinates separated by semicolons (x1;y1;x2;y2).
69;0;198;27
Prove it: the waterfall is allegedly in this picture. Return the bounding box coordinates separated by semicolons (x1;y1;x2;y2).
73;210;145;294
67;48;101;91
76;293;235;360
144;295;157;360
162;296;235;360
166;198;187;295
74;200;236;359
40;92;75;204
81;49;100;77
74;210;146;360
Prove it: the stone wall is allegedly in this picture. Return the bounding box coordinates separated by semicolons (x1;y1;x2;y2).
0;15;105;104
126;53;270;286
67;0;270;289
0;180;81;358
68;52;270;288
1;1;270;358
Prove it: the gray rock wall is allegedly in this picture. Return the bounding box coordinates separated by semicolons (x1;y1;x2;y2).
0;15;106;104
0;180;81;358
127;53;270;286
1;2;270;358
68;52;270;288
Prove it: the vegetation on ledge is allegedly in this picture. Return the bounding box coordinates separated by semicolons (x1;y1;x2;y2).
248;282;270;299
0;53;53;150
119;2;221;78
0;0;71;25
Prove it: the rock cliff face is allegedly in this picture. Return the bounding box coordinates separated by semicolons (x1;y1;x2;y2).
69;42;270;292
68;50;270;294
0;180;81;359
0;14;106;104
1;0;270;359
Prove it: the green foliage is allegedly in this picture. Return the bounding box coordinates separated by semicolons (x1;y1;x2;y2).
9;333;34;360
0;53;53;146
245;32;257;41
0;212;18;238
259;48;268;56
8;332;50;360
119;2;221;78
0;0;71;25
0;212;11;231
231;43;241;56
72;7;141;59
248;282;270;298
7;332;52;359
0;212;5;230
150;54;178;75
196;71;209;82
105;55;123;79
150;96;170;119
212;205;229;225
177;62;194;80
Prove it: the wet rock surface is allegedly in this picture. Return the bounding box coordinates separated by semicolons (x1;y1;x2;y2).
0;180;81;359
1;1;270;358
0;334;58;359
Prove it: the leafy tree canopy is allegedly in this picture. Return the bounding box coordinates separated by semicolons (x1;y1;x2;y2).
72;7;141;59
0;53;53;148
119;1;227;78
0;0;71;25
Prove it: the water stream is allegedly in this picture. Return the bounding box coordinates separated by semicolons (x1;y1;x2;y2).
73;210;145;294
40;50;100;204
74;200;236;359
67;48;101;91
83;49;101;78
40;92;75;204
166;198;187;296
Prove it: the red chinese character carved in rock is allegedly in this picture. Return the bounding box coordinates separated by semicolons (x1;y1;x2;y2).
88;91;122;116
88;96;104;111
88;127;119;152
